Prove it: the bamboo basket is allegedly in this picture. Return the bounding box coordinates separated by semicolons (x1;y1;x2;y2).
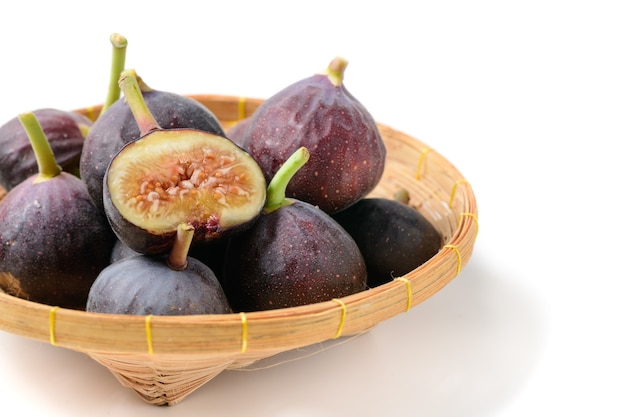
0;94;479;406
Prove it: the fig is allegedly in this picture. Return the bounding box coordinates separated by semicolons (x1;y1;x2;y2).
222;147;367;312
110;239;141;264
80;69;226;210
243;57;386;214
0;113;115;309
332;197;443;287
103;70;267;255
87;223;231;315
0;108;91;190
225;117;251;148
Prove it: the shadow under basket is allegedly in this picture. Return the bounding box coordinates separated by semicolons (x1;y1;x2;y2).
0;94;479;406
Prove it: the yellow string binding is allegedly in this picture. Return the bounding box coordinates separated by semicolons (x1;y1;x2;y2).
443;244;462;277
240;312;248;353
458;212;479;238
145;315;154;355
331;299;347;339
415;147;432;180
448;179;469;208
394;277;413;312
49;306;59;346
238;96;247;121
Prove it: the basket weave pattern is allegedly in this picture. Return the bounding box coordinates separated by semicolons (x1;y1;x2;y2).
0;95;478;406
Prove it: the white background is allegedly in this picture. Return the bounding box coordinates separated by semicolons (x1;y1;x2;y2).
1;1;625;416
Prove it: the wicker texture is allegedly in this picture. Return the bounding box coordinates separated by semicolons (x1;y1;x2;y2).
0;94;478;406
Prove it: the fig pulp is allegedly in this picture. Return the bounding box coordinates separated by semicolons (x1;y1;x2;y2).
0;108;91;190
87;223;231;315
243;57;386;214
332;198;443;287
80;70;226;210
222;148;367;312
0;113;115;309
103;71;267;255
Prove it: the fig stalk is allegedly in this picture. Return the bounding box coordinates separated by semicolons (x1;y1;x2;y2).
167;223;195;271
118;69;161;135
323;56;348;87
263;146;309;214
17;113;61;182
100;33;128;115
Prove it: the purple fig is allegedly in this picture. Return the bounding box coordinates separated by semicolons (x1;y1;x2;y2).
0;108;91;190
243;57;386;214
102;70;266;255
80;70;226;210
222;147;367;312
332;197;443;287
0;113;115;309
87;223;231;315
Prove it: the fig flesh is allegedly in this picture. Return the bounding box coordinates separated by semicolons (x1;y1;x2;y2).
87;223;231;315
0;108;91;190
243;57;386;214
332;197;443;287
0;113;115;309
222;148;367;311
103;71;266;255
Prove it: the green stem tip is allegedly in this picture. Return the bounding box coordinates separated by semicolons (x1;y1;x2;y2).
264;147;310;214
325;56;348;87
100;33;128;116
18;112;62;182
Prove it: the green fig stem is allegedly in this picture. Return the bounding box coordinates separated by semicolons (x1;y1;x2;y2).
263;147;310;214
394;188;411;205
18;113;62;182
118;69;161;136
167;223;194;271
100;33;128;116
325;57;348;87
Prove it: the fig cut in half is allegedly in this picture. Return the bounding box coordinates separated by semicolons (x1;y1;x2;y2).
104;129;267;255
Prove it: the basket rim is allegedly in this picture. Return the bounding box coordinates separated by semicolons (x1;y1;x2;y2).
0;94;479;358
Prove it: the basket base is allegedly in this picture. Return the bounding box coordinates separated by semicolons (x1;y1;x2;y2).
89;353;234;405
87;328;376;405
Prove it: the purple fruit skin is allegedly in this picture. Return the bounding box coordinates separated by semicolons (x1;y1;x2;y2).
225;117;251;148
0;108;91;190
0;172;116;309
86;255;231;315
244;74;386;214
222;200;367;312
332;198;443;287
79;91;226;210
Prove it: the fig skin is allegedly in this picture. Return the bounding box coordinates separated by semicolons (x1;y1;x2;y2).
332;198;443;287
110;238;141;264
225;117;251;148
222;200;368;312
79;81;226;210
86;255;231;315
0;172;116;309
0;108;91;190
110;237;228;283
244;57;386;214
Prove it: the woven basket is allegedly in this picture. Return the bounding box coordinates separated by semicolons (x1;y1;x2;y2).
0;94;479;406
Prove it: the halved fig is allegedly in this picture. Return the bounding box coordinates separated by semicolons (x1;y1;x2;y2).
103;70;267;255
